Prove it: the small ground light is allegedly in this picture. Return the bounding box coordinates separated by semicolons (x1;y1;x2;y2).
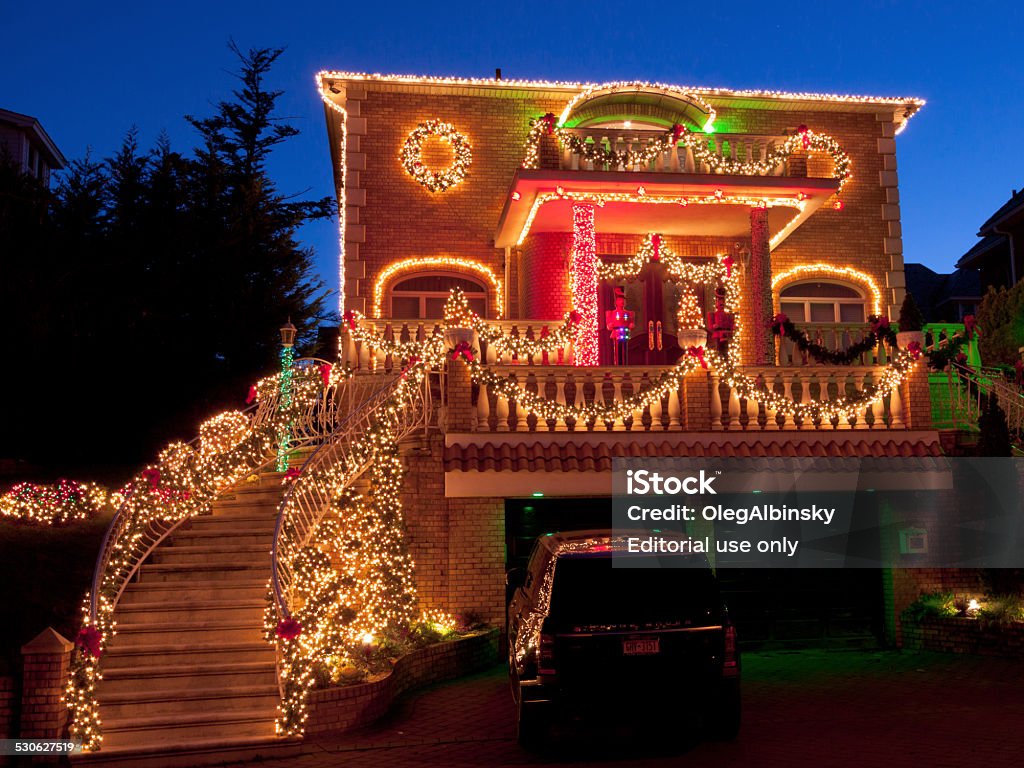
361;632;375;644
532;492;544;497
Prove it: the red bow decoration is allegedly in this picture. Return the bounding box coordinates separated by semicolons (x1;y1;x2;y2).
688;346;709;369
342;310;358;330
276;618;302;641
770;313;789;334
141;468;161;490
955;353;968;366
797;124;811;149
452;341;475;362
400;355;422;380
319;363;332;388
75;626;103;658
283;467;301;484
671;123;685;141
568;310;582;324
963;315;977;339
246;385;258;405
540;113;557;134
870;315;890;334
907;340;922;359
651;233;662;261
722;254;735;277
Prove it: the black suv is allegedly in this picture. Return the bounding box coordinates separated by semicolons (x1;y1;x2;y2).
507;530;739;746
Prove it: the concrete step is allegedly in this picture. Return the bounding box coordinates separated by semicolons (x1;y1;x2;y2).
116;599;266;625
99;709;276;750
102;641;275;671
110;621;266;647
100;684;279;720
99;661;276;696
119;580;268;605
138;562;268;583
185;515;278;533
168;528;273;546
150;544;270;566
71;734;303;768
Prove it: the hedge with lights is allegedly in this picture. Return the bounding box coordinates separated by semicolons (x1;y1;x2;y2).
1;480;123;525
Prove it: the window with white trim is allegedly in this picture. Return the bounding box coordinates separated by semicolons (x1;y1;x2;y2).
389;273;487;319
779;281;866;324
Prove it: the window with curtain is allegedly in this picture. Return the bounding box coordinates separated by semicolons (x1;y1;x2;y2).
779;281;866;324
389;273;488;319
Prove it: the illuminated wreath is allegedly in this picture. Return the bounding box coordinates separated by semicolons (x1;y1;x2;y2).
400;119;472;192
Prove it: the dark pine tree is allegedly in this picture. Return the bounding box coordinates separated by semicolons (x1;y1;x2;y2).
977;394;1013;457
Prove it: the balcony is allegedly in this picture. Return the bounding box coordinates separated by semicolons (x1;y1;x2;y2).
494;127;841;249
547;127;803;176
341;318;909;433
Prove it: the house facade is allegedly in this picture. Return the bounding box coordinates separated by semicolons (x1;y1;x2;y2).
319;73;944;647
0;107;65;185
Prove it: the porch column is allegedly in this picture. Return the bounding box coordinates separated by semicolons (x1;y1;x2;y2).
570;203;599;366
749;207;774;365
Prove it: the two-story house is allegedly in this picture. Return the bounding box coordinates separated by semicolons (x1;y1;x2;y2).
319;73;946;649
0;107;65;186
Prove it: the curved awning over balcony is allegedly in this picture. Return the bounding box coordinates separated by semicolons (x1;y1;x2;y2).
494;169;840;248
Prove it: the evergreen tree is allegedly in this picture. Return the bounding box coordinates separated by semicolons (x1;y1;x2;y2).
977;393;1013;457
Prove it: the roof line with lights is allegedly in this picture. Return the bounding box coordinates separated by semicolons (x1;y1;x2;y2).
317;71;925;128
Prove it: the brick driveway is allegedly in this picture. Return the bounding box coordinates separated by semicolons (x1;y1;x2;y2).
229;650;1024;767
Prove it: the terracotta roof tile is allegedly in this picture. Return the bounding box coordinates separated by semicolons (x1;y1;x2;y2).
444;436;944;472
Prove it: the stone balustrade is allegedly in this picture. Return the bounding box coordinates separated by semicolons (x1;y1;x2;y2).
777;323;892;367
550;127;794;176
468;364;904;433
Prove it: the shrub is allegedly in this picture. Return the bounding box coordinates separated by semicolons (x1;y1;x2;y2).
977;595;1024;629
898;292;925;333
901;591;957;623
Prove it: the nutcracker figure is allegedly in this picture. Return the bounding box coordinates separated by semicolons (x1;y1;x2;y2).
605;287;636;365
706;287;735;354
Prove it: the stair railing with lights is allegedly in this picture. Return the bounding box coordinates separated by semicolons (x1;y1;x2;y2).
87;358;350;626
269;371;431;627
947;363;1024;444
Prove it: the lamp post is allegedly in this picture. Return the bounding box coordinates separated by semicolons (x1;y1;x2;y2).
276;320;298;472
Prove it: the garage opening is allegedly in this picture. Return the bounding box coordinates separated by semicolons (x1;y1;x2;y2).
504;498;884;650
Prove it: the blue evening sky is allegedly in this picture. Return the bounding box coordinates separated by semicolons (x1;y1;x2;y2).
4;1;1022;308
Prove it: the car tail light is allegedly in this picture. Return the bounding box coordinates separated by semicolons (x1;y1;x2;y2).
538;633;556;676
723;624;738;677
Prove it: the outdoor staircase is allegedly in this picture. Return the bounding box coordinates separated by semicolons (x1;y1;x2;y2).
79;471;299;766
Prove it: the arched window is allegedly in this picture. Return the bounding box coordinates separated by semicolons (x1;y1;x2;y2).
779;281;866;324
389;273;488;319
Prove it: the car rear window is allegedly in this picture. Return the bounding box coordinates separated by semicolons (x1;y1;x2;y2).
548;554;720;626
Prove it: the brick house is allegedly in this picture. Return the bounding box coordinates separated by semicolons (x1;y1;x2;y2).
316;73;955;649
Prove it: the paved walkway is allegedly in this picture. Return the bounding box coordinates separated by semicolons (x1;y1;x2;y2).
226;650;1024;767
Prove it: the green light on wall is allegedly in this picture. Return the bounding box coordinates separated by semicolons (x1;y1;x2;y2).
532;492;544;497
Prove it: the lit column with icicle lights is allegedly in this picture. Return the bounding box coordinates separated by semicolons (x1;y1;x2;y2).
570;203;599;366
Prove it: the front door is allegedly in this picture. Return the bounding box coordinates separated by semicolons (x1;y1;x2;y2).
625;261;680;365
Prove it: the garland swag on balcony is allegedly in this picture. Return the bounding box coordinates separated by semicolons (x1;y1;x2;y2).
770;313;898;365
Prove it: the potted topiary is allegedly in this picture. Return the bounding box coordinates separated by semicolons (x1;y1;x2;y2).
896;292;925;349
675;291;709;350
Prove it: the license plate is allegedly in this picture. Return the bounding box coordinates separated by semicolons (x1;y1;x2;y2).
622;637;660;656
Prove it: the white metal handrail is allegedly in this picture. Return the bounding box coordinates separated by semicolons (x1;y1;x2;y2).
949;363;1024;438
87;358;343;624
270;372;431;620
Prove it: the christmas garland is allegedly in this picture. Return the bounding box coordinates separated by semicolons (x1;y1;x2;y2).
443;289;581;358
522;116;851;191
400;119;472;192
770;313;897;365
926;333;968;371
466;352;700;426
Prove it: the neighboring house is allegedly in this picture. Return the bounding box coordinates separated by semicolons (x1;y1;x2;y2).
0;107;66;186
956;187;1024;290
904;262;982;322
321;73;945;649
